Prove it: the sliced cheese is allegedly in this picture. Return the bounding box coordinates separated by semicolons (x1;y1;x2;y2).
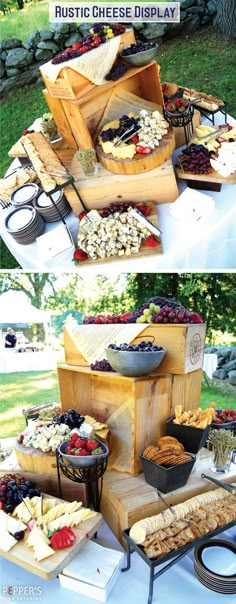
112;144;136;159
0;530;17;552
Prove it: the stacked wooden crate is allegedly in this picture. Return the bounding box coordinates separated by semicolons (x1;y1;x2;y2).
56;322;207;543
40;29;179;209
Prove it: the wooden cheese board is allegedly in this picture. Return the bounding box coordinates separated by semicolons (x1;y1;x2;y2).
75;201;163;266
176;166;236;188
96;127;175;175
0;494;102;579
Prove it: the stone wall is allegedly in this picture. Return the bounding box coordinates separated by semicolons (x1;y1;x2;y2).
205;346;236;385
0;1;218;97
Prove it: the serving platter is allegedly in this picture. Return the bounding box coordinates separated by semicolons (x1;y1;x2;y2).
176;166;236;187
76;201;163;266
0;493;102;579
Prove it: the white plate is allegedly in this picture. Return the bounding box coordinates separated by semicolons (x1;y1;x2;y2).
7;208;34;230
202;545;236;577
37;190;61;207
12;184;37;204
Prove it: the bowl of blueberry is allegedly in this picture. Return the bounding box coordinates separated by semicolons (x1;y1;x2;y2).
120;42;158;67
105;340;166;377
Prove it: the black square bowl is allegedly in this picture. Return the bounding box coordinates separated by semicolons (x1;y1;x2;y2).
140;453;196;494
166;416;211;454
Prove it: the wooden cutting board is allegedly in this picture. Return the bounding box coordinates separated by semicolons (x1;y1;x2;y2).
76;201;163;266
0;495;102;580
176;166;236;186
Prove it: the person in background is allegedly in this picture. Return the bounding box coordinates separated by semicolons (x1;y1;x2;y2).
4;327;17;349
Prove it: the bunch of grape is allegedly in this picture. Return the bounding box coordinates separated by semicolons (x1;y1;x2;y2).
122;42;156;56
108;341;163;352
152;306;191;324
90;359;115;371
100;201;135;218
100;115;139;143
141;296;179;311
53;409;85;429
105;61;129;81
176;144;213;175
136;303;161;324
125;310;143;323
52;23;126;65
90;23;125;40
0;474;41;514
83;316;97;324
117;115;139;139
100;128;117;143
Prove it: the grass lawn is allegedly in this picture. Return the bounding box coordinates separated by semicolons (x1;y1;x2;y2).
0;370;235;439
0;370;59;438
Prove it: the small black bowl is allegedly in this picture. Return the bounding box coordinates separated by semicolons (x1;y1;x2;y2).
166;416;211;454
140;453;196;494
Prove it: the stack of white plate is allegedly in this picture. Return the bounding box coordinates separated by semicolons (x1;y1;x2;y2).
10;183;39;207
33;189;70;223
194;539;236;594
4;205;44;245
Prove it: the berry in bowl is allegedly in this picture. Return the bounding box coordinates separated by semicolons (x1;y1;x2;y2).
120;42;158;66
59;436;109;467
105;340;166;377
212;409;236;434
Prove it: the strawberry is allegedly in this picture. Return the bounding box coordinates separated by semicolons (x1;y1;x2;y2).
86;439;99;452
73;43;81;50
22;129;29;135
189;312;204;324
77;448;90;456
50;527;76;549
71;432;79;442
74;438;87;449
91;447;103;455
137;204;151;217
145;235;159;247
78;210;88;220
143;147;151;155
131;135;139;143
73;248;88;262
0;502;4;510
213;418;222;424
136;145;145;154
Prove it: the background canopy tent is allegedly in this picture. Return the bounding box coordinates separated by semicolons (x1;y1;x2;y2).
0;291;51;341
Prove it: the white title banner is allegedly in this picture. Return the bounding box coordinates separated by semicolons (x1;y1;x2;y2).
49;2;180;23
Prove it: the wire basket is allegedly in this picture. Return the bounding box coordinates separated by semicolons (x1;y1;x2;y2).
163;103;194;128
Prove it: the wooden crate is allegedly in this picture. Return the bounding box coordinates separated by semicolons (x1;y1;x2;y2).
101;463;236;547
40;29;136;100
63;323;206;374
43;61;164;150
56;148;178;212
57;365;173;475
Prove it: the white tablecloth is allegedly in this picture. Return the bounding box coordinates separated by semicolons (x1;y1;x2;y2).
1;114;235;270
203;353;218;378
0;350;56;373
0;521;235;604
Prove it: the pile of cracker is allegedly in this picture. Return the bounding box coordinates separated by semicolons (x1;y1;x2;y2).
143;436;192;467
0;167;36;206
21;132;67;193
173;403;215;428
130;486;236;558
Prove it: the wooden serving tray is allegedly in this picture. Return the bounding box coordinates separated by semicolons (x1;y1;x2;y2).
76;201;163;265
0;494;102;579
176;166;236;187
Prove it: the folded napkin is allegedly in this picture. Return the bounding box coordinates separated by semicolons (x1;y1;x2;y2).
41;35;121;85
169;188;215;225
